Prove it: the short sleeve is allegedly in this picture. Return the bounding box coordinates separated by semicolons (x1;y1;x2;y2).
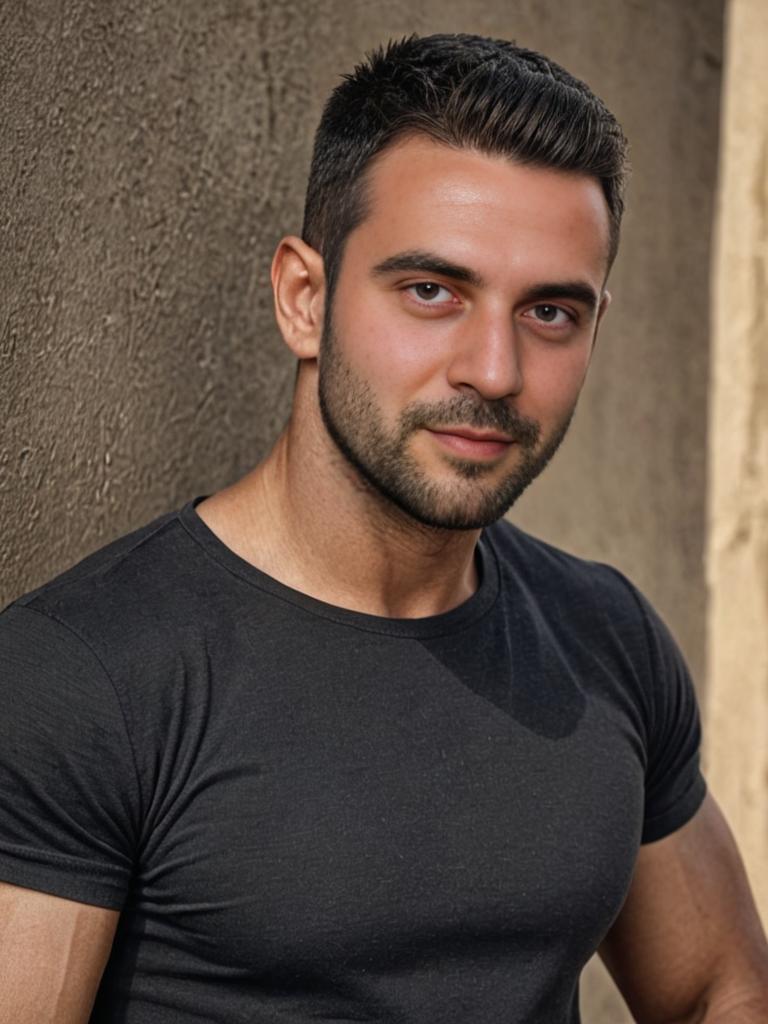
631;590;707;844
0;602;140;908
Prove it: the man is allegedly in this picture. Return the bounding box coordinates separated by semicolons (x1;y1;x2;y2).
0;33;766;1024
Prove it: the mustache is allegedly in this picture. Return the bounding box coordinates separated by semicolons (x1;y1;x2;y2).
399;396;541;447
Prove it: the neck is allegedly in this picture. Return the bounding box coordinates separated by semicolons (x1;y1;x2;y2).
197;402;482;619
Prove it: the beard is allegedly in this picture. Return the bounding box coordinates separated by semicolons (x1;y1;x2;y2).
317;322;575;531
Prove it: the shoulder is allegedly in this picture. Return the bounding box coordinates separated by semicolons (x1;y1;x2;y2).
485;520;704;783
0;501;227;812
0;503;230;734
5;503;207;662
14;505;185;609
484;517;648;625
483;518;693;715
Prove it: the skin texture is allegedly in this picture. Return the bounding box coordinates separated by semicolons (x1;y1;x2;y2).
0;883;117;1024
2;137;766;1020
600;794;768;1023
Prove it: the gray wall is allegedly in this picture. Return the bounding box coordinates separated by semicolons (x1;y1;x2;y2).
1;1;724;1016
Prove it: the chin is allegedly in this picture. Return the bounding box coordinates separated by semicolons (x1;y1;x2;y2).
370;471;532;532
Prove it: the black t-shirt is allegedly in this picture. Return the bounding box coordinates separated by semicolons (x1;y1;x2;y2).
0;499;706;1023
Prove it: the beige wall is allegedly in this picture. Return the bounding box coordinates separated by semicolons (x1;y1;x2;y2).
1;2;727;1019
705;0;768;924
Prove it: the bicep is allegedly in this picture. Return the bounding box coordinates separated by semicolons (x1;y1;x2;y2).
0;882;118;1024
600;793;768;1023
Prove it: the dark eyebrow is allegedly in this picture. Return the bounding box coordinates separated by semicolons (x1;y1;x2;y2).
371;252;601;312
517;281;600;312
371;250;485;288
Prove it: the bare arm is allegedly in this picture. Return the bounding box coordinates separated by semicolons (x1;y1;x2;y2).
0;882;118;1024
600;793;768;1023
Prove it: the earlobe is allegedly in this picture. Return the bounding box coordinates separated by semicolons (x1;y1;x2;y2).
271;236;325;360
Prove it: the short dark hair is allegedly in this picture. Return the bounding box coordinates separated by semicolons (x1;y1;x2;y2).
302;33;629;296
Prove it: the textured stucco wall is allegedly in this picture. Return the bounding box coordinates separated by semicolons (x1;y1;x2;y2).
2;1;314;590
1;2;725;1019
705;0;768;922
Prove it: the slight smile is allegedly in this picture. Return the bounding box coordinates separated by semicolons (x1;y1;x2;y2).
425;428;515;460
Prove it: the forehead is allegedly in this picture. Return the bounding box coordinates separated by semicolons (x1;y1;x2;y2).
347;136;611;286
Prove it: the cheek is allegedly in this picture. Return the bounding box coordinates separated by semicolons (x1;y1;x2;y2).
334;296;451;391
519;343;593;419
372;330;448;387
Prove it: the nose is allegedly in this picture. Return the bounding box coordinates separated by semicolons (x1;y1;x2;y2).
446;309;523;401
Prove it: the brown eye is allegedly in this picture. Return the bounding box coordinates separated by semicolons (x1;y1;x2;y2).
534;304;559;322
414;282;444;301
404;282;458;308
527;304;571;327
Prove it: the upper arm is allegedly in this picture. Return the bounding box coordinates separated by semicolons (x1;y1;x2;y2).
0;882;118;1024
600;793;768;1023
0;605;135;1019
0;604;138;906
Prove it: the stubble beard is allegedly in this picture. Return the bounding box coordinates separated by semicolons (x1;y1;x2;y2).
317;323;575;531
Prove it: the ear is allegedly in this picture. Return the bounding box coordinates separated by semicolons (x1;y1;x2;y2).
591;289;612;350
271;236;325;359
597;289;612;323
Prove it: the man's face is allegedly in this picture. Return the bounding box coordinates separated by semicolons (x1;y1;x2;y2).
317;136;611;530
